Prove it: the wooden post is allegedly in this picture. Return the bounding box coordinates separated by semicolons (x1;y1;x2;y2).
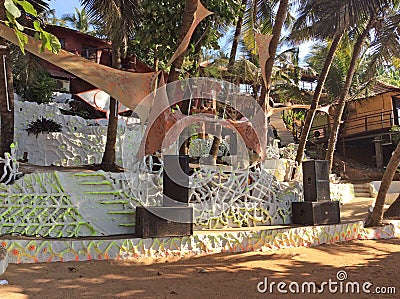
374;137;383;169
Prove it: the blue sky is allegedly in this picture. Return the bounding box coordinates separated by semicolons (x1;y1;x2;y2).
49;0;82;17
47;0;311;64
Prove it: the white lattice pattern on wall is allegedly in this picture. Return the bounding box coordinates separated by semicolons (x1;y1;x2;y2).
123;159;302;228
14;101;144;167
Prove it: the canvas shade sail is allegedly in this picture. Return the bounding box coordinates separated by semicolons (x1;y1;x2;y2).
167;0;213;66
255;33;273;89
0;23;158;111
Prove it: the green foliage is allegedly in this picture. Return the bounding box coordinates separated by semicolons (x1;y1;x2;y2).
25;117;62;137
61;7;90;33
390;126;400;145
17;70;57;103
3;0;61;53
282;109;305;129
376;66;400;87
131;0;241;69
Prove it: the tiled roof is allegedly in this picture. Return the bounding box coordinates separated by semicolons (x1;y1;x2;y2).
351;80;400;101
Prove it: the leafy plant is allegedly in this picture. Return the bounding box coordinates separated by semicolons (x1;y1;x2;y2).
390;126;400;145
25;117;62;137
18;71;58;104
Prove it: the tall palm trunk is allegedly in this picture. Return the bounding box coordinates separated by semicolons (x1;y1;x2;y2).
210;0;247;162
168;0;198;84
259;0;289;111
294;33;342;169
167;0;198;155
101;41;121;171
0;1;14;157
365;141;400;227
325;16;377;172
228;0;247;68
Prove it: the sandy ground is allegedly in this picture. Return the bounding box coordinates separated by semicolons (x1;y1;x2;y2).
0;239;399;299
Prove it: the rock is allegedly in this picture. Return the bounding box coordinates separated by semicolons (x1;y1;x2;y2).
0;246;8;276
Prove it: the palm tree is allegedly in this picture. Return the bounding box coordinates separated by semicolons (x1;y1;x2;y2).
325;13;379;171
365;141;400;227
362;4;400;227
241;0;293;109
62;7;90;33
228;0;248;68
0;0;51;156
82;0;141;171
292;0;392;170
167;0;198;84
261;0;289;110
39;8;66;26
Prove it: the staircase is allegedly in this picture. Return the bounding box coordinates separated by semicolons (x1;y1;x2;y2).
269;113;294;146
353;183;373;198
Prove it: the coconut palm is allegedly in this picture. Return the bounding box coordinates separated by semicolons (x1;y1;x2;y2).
39;9;66;26
292;0;392;170
168;0;198;84
366;141;400;227
362;4;400;227
228;0;248;67
0;0;52;156
242;0;292;109
81;0;142;171
62;7;90;33
325;13;380;171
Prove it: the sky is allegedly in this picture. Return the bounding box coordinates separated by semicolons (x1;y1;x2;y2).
48;0;82;17
47;1;311;64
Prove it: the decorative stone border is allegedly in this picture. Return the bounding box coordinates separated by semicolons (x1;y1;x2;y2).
1;221;399;264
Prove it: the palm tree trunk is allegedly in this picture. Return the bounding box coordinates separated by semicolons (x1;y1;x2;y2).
228;0;247;68
294;33;342;168
260;0;289;111
101;97;118;169
100;41;121;170
0;1;14;157
384;194;400;219
209;124;222;163
168;0;198;155
325;16;377;172
365;141;400;227
168;0;198;84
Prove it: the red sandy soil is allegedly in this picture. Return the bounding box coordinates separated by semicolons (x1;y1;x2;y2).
0;239;399;299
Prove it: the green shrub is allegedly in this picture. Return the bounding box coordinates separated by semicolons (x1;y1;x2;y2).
19;71;57;104
25;118;62;137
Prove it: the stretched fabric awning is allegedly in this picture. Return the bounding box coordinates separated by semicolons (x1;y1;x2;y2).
167;0;213;66
76;89;130;114
255;33;273;88
0;23;158;111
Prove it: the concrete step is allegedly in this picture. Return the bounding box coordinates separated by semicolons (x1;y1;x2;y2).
353;183;373;198
269;113;294;146
354;192;372;198
354;188;370;193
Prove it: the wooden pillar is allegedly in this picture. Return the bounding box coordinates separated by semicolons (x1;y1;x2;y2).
374;137;383;169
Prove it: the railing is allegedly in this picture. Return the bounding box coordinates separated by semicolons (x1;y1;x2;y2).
310;110;395;140
343;110;394;136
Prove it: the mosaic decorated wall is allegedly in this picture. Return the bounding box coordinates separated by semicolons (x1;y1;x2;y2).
2;220;399;264
0;164;304;238
14;100;143;167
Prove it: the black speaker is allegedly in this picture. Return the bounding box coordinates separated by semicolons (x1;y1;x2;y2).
135;207;193;238
303;160;330;202
163;155;189;206
291;201;340;225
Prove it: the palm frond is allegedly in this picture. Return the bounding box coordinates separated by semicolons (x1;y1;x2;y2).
365;12;400;80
